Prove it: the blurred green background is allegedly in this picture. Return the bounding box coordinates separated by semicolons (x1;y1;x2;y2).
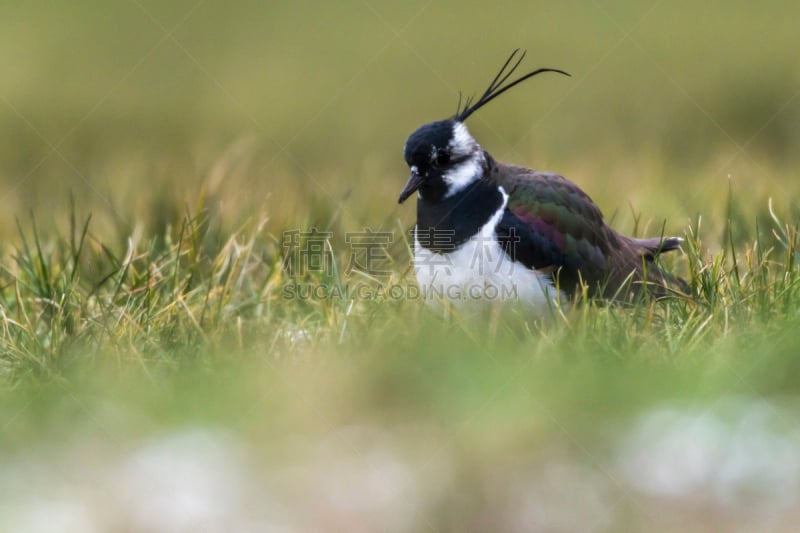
2;0;799;240
2;2;800;531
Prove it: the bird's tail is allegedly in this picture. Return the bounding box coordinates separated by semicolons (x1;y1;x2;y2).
627;236;690;297
629;236;683;260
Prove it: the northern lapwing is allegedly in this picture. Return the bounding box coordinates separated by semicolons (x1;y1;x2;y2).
398;50;685;309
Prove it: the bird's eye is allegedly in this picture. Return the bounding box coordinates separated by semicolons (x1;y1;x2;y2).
434;152;450;167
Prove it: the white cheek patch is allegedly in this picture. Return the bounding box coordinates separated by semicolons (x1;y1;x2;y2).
441;121;481;197
442;158;480;198
449;122;476;157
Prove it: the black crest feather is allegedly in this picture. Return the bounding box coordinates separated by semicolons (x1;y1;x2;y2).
453;49;570;122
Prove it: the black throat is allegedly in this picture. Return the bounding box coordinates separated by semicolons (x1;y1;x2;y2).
416;179;505;254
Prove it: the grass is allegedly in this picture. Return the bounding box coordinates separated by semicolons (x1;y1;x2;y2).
2;196;800;529
2;1;800;530
2;187;798;379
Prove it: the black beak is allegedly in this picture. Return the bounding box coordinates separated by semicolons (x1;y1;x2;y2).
398;168;424;204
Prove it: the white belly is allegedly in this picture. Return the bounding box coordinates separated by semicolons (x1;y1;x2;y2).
413;198;561;312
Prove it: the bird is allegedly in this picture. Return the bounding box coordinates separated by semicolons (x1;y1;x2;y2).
398;49;686;310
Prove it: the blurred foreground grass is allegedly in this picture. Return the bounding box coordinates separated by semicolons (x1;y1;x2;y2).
1;1;800;531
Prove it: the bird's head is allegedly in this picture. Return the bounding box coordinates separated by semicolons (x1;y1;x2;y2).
398;119;482;204
398;49;569;204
